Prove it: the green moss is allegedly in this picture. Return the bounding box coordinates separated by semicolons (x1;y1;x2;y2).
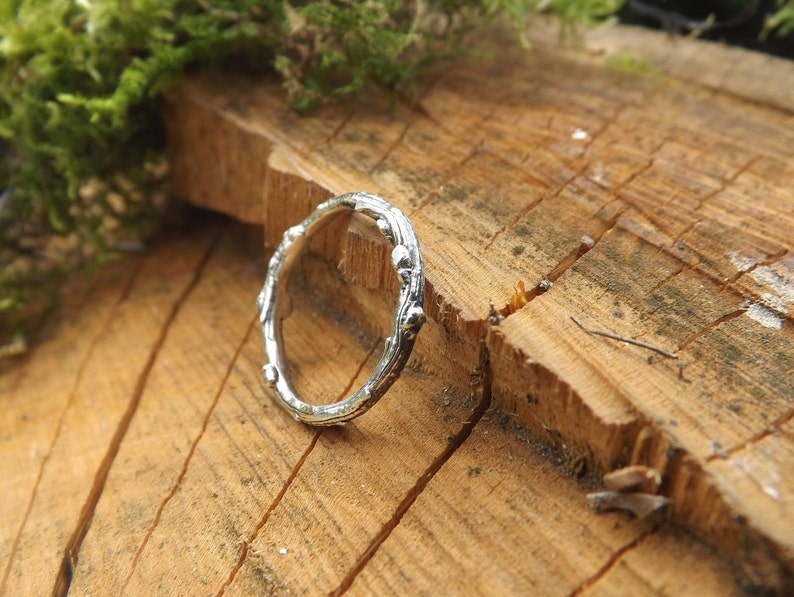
764;1;794;38
605;51;654;74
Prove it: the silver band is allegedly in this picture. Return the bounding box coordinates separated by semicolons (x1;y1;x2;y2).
257;192;426;425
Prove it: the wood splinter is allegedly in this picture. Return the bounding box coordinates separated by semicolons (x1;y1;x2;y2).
604;464;662;493
570;315;679;359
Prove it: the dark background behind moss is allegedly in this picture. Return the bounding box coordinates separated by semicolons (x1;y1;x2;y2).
620;0;794;57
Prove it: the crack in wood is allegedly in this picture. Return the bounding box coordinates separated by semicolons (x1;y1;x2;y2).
216;429;323;597
51;226;222;597
215;338;380;595
367;115;417;174
707;407;794;464
482;166;581;253
318;108;357;149
580;99;633;152
497;207;625;318
409;143;482;216
677;307;748;352
120;314;259;594
644;262;693;300
567;524;662;596
671;217;704;248
329;332;494;596
0;261;144;596
482;99;643;254
723;247;789;289
699;155;760;213
409;75;458;138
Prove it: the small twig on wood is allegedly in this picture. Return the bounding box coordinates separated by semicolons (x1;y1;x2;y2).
571;315;678;360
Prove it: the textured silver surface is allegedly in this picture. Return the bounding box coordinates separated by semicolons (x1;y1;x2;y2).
257;192;425;425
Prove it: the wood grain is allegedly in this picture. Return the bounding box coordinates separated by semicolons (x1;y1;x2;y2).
162;22;794;592
349;416;747;597
1;19;792;596
1;214;749;596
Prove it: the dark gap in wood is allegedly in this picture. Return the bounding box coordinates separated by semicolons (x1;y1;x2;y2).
0;259;145;596
329;331;494;596
482;154;589;254
708;406;794;464
320;107;357;148
677;307;748;352
215;337;378;594
215;429;323;597
409;143;481;217
497;207;625;318
721;246;788;289
367;116;417;175
644;262;691;297
51;226;222;597
567;523;662;597
121;314;259;593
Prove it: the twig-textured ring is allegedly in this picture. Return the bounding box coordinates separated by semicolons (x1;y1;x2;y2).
256;191;426;425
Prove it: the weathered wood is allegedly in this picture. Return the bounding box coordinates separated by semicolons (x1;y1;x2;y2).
350;417;747;597
584;22;794;114
1;19;792;596
162;21;794;592
1;217;221;596
1;214;748;596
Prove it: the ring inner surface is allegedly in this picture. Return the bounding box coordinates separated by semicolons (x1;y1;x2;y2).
280;210;397;408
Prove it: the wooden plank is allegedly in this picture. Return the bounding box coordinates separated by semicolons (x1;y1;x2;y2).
349;416;746;597
0;217;221;595
1;212;749;596
163;22;794;591
0;260;140;594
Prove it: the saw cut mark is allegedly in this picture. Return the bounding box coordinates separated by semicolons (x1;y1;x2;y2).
329;334;493;596
121;314;259;594
52;226;222;597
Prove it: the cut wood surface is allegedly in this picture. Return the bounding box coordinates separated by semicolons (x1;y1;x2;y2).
0;20;791;596
164;21;794;591
0;214;748;596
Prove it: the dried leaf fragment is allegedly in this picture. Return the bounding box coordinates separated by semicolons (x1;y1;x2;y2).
587;491;672;519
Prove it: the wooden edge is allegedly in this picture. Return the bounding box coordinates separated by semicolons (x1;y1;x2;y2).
162;34;794;590
580;22;794;114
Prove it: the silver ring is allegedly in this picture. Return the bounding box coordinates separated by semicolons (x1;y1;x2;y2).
257;192;426;425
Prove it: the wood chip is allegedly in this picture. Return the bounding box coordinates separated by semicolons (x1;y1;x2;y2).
604;464;662;493
587;491;672;519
